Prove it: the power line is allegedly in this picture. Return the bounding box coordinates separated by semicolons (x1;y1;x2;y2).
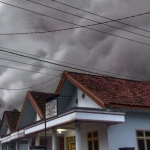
0;47;146;81
0;74;61;90
28;0;150;39
0;47;148;81
0;56;63;72
0;1;150;47
0;12;149;36
0;1;150;35
50;0;150;33
0;47;144;80
0;48;109;76
0;63;56;76
0;1;149;36
40;78;61;91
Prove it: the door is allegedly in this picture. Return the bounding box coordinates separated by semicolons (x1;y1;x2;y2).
59;137;64;150
70;143;76;150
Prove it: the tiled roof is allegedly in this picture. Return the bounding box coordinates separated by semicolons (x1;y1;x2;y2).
64;72;150;108
4;111;20;132
28;91;55;118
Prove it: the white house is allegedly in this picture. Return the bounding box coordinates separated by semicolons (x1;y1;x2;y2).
1;71;150;150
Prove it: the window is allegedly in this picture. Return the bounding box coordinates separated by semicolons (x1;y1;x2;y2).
137;130;150;150
87;131;99;150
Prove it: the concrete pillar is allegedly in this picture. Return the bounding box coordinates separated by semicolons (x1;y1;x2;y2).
16;141;19;150
35;134;40;146
52;128;57;150
28;138;32;150
75;122;81;150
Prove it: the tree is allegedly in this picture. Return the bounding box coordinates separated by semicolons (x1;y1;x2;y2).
12;109;19;112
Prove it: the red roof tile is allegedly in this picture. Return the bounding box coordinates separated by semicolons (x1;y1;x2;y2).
4;111;20;132
62;72;150;108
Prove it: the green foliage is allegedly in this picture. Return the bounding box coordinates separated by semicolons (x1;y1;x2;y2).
12;109;19;112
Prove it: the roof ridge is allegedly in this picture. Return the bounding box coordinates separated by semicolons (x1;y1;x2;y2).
66;71;150;84
28;91;53;94
4;111;20;114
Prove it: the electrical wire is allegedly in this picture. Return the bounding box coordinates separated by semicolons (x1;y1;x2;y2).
0;56;63;72
29;0;150;39
0;1;150;47
0;63;57;76
50;0;150;33
40;78;61;91
0;46;147;81
0;47;148;81
0;74;61;90
0;1;148;35
0;48;108;76
0;48;145;81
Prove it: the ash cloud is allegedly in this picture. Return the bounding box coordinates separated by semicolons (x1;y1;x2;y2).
0;0;150;116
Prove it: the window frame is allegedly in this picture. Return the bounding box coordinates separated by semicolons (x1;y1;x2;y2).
136;130;150;150
87;131;99;150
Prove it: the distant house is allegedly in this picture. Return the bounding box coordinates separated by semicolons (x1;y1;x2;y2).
1;71;150;150
0;111;20;150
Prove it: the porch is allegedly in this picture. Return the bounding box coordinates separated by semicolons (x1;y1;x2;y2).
25;107;125;150
0;107;125;150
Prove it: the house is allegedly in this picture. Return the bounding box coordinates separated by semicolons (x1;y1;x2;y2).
0;111;20;150
1;71;150;150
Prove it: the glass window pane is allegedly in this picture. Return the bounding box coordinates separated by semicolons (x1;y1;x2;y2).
138;139;145;150
93;132;98;138
146;131;150;137
94;140;99;150
147;139;150;150
88;141;93;150
88;133;92;138
137;131;144;137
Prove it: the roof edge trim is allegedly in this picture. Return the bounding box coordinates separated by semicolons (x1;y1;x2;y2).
107;103;150;110
27;92;44;119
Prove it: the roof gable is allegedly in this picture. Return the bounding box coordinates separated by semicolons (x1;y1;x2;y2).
28;91;55;118
56;71;150;109
56;71;105;108
0;111;20;135
17;91;55;129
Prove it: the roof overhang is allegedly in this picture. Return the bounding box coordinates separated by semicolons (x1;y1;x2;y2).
1;108;125;143
1;129;25;144
25;108;125;135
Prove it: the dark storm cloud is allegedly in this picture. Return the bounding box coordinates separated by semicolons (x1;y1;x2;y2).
0;0;150;116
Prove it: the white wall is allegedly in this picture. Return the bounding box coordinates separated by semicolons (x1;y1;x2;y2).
19;143;28;150
6;128;10;135
108;111;150;150
78;89;101;108
36;113;40;121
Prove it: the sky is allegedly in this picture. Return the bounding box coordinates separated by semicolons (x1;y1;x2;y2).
0;0;150;116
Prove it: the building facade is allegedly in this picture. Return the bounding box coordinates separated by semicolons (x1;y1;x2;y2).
1;71;150;150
